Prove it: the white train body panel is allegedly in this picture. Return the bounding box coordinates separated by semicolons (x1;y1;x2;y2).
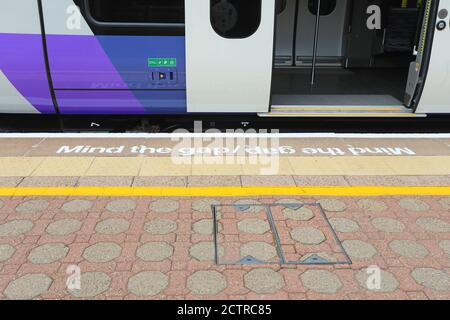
185;0;275;113
417;0;450;114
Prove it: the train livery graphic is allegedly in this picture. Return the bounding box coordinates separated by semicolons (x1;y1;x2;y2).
0;0;449;117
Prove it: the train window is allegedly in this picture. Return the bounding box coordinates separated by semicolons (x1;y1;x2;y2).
308;0;337;16
88;0;185;24
210;0;262;39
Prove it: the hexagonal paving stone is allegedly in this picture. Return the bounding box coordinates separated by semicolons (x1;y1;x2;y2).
61;200;93;213
149;199;179;213
15;199;49;214
329;218;360;233
398;198;430;212
70;272;111;298
0;220;34;237
192;199;220;212
136;242;173;262
357;199;388;212
439;198;450;210
389;240;429;259
416;217;450;233
240;242;278;261
234;199;262;213
282;207;314;221
128;272;169;296
355;268;399;292
244;269;285;294
46;219;82;236
342;240;377;260
105;199;136;213
0;244;15;262
411;268;450;291
318;199;347;212
95;218;130;235
144;219;177;235
28;243;69;264
192;219;222;235
372;217;405;233
189;242;223;261
4;274;53;300
290;227;326;245
83;242;122;263
439;240;450;256
187;271;227;295
237;219;270;235
300;270;343;294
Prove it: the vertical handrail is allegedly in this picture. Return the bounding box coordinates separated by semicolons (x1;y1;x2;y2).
311;0;321;85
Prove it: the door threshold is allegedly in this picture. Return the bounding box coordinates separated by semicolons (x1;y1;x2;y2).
258;112;425;118
259;104;425;118
270;106;408;112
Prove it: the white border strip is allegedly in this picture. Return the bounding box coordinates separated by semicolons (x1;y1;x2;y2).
0;133;450;139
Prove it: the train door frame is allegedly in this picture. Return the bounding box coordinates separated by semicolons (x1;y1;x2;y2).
267;0;439;117
185;0;277;113
415;0;450;114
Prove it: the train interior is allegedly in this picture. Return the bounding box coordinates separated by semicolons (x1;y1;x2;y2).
270;0;427;115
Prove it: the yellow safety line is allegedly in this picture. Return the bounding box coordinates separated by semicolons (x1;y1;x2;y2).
0;186;449;197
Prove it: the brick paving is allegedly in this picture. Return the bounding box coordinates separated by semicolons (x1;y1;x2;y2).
0;195;449;300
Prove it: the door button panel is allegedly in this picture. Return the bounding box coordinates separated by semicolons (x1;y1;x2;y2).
436;20;447;31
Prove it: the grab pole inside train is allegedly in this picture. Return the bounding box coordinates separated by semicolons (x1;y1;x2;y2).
310;0;321;86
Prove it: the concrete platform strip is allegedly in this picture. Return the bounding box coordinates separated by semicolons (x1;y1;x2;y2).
1;156;450;177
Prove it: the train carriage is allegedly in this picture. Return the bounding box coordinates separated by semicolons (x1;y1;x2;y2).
0;0;449;118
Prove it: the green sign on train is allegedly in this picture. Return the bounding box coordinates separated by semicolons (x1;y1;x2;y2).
148;58;177;68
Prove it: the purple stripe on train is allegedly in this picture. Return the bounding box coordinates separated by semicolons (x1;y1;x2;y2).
46;34;187;114
0;33;187;115
46;34;146;114
0;33;55;113
55;90;186;115
54;90;146;115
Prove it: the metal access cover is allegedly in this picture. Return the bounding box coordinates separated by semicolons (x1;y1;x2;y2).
212;203;351;266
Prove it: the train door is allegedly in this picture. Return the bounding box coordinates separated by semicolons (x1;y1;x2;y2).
41;0;186;115
416;0;450;114
185;0;276;113
268;0;431;117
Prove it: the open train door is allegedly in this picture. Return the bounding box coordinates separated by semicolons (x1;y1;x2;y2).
185;0;276;113
415;0;450;114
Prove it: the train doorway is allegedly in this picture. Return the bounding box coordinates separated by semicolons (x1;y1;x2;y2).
268;0;431;117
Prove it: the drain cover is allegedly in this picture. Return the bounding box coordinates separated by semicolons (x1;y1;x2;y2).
212;203;351;266
238;256;267;265
301;254;331;264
